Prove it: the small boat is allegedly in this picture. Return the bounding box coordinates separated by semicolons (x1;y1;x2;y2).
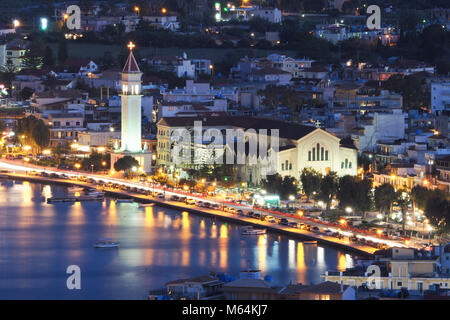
139;203;154;207
241;226;267;235
87;191;105;197
115;198;134;203
68;186;84;192
93;239;120;248
304;240;318;244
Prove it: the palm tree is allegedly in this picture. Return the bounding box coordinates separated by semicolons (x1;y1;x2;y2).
396;190;411;232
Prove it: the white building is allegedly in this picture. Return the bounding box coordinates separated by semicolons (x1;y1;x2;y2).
250;8;282;24
156;116;358;184
431;80;450;114
352;111;406;152
161;80;238;103
176;59;195;79
110;45;152;172
142;14;180;31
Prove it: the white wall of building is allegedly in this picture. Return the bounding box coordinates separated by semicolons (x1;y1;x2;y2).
431;81;450;114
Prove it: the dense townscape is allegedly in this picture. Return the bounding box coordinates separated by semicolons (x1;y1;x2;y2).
0;0;450;302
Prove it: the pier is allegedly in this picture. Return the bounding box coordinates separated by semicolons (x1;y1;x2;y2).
0;172;378;258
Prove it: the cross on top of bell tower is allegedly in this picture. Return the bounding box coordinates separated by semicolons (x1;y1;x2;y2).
122;42;140;73
127;41;135;51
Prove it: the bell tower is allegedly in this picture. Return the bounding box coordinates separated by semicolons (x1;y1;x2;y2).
110;42;153;174
120;41;142;152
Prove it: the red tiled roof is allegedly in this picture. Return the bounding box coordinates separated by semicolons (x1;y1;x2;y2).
123;51;141;73
63;58;93;68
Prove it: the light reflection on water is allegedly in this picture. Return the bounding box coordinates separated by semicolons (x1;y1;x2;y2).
0;180;355;299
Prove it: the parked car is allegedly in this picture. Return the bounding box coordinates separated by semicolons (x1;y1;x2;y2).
236;209;245;216
211;203;221;210
253;213;261;219
312;226;320;233
323;229;333;235
279;218;289;226
203;202;211;208
228;207;237;214
288;222;298;228
186;198;196;205
170;195;179;201
157;193;164;199
196;201;204;207
264;215;275;222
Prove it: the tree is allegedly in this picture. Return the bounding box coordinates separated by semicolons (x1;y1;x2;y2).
20;87;34;100
53;141;70;163
319;171;339;211
32;120;50;149
42;75;59;91
374;183;396;221
382;74;429;110
57;37;68;65
257;85;287;110
81;152;109;172
281;175;298;200
337;175;357;210
354;178;373;218
15;115;50;153
43;46;54;67
0;63;18;92
22;40;44;70
300;168;321;202
113;156;139;174
101;51;115;70
395;189;411;232
261;173;283;195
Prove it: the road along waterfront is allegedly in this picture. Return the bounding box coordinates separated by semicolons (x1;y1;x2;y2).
0;179;356;299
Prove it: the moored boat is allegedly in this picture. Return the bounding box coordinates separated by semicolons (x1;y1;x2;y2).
115;198;134;203
68;186;84;192
93;239;120;248
139;203;154;207
240;226;267;235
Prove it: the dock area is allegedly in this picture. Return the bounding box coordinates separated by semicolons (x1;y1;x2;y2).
0;172;378;257
47;196;104;203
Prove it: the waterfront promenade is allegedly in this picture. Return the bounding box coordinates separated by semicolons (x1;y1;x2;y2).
0;167;381;257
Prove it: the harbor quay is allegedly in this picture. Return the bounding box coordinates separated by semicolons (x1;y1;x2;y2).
0;170;377;258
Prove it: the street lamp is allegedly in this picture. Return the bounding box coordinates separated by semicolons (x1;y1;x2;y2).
102;161;107;174
90;164;94;173
74;163;81;170
345;207;352;214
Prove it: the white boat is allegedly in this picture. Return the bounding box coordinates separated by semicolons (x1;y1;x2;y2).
139;203;154;207
240;226;267;235
115;198;134;203
68;186;84;192
93;239;120;248
88;191;105;197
